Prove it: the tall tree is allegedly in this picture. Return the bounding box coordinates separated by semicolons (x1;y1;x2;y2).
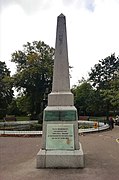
100;74;119;115
72;81;96;116
0;61;13;118
89;53;119;89
89;54;119;119
11;41;54;118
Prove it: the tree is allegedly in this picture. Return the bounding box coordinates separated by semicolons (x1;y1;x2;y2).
11;41;54;118
7;98;21;115
72;81;96;116
89;53;119;118
89;53;119;89
110;74;119;110
0;61;13;118
100;74;119;115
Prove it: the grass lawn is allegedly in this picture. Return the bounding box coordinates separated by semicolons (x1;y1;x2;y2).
0;116;29;122
16;116;29;121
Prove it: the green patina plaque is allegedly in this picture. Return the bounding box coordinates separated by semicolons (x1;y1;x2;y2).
60;111;76;120
46;124;74;150
45;111;59;121
44;110;76;121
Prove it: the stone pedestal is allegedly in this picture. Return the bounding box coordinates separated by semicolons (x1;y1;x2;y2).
37;143;84;168
36;106;84;168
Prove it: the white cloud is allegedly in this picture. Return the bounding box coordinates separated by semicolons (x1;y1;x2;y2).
0;0;53;14
0;0;119;86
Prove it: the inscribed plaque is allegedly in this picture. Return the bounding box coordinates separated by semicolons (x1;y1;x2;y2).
46;124;74;150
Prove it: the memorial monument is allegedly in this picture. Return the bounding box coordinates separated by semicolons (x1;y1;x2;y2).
36;14;84;168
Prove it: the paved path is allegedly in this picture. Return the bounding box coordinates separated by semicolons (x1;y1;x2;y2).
0;126;119;180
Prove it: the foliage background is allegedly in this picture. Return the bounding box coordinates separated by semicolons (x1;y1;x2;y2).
0;41;119;121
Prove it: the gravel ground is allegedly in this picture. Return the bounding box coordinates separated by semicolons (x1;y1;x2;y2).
0;126;119;180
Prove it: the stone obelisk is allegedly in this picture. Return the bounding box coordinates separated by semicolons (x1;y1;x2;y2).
36;14;84;168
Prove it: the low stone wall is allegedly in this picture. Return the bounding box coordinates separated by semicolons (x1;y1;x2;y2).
78;120;109;133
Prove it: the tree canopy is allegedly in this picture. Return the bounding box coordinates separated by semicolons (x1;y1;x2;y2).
89;54;119;89
1;39;119;120
88;53;119;118
0;61;13;118
72;81;96;116
72;54;119;118
11;41;55;118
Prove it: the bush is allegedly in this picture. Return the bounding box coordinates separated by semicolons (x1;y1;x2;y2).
29;124;42;131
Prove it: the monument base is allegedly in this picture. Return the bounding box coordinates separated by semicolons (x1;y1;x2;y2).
36;143;84;168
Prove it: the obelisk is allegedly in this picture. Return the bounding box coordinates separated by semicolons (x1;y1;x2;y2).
36;14;84;168
48;13;74;106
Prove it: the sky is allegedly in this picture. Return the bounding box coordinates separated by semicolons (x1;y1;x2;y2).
0;0;119;87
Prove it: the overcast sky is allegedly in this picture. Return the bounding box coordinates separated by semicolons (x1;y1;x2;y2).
0;0;119;87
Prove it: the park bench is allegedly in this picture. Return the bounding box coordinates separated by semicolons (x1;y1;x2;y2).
4;115;17;122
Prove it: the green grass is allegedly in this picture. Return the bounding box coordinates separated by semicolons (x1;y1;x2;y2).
16;116;29;121
0;116;29;122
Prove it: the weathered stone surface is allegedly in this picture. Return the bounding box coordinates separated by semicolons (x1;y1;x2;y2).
48;14;73;106
52;14;70;92
37;143;84;168
36;13;84;168
48;92;74;106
